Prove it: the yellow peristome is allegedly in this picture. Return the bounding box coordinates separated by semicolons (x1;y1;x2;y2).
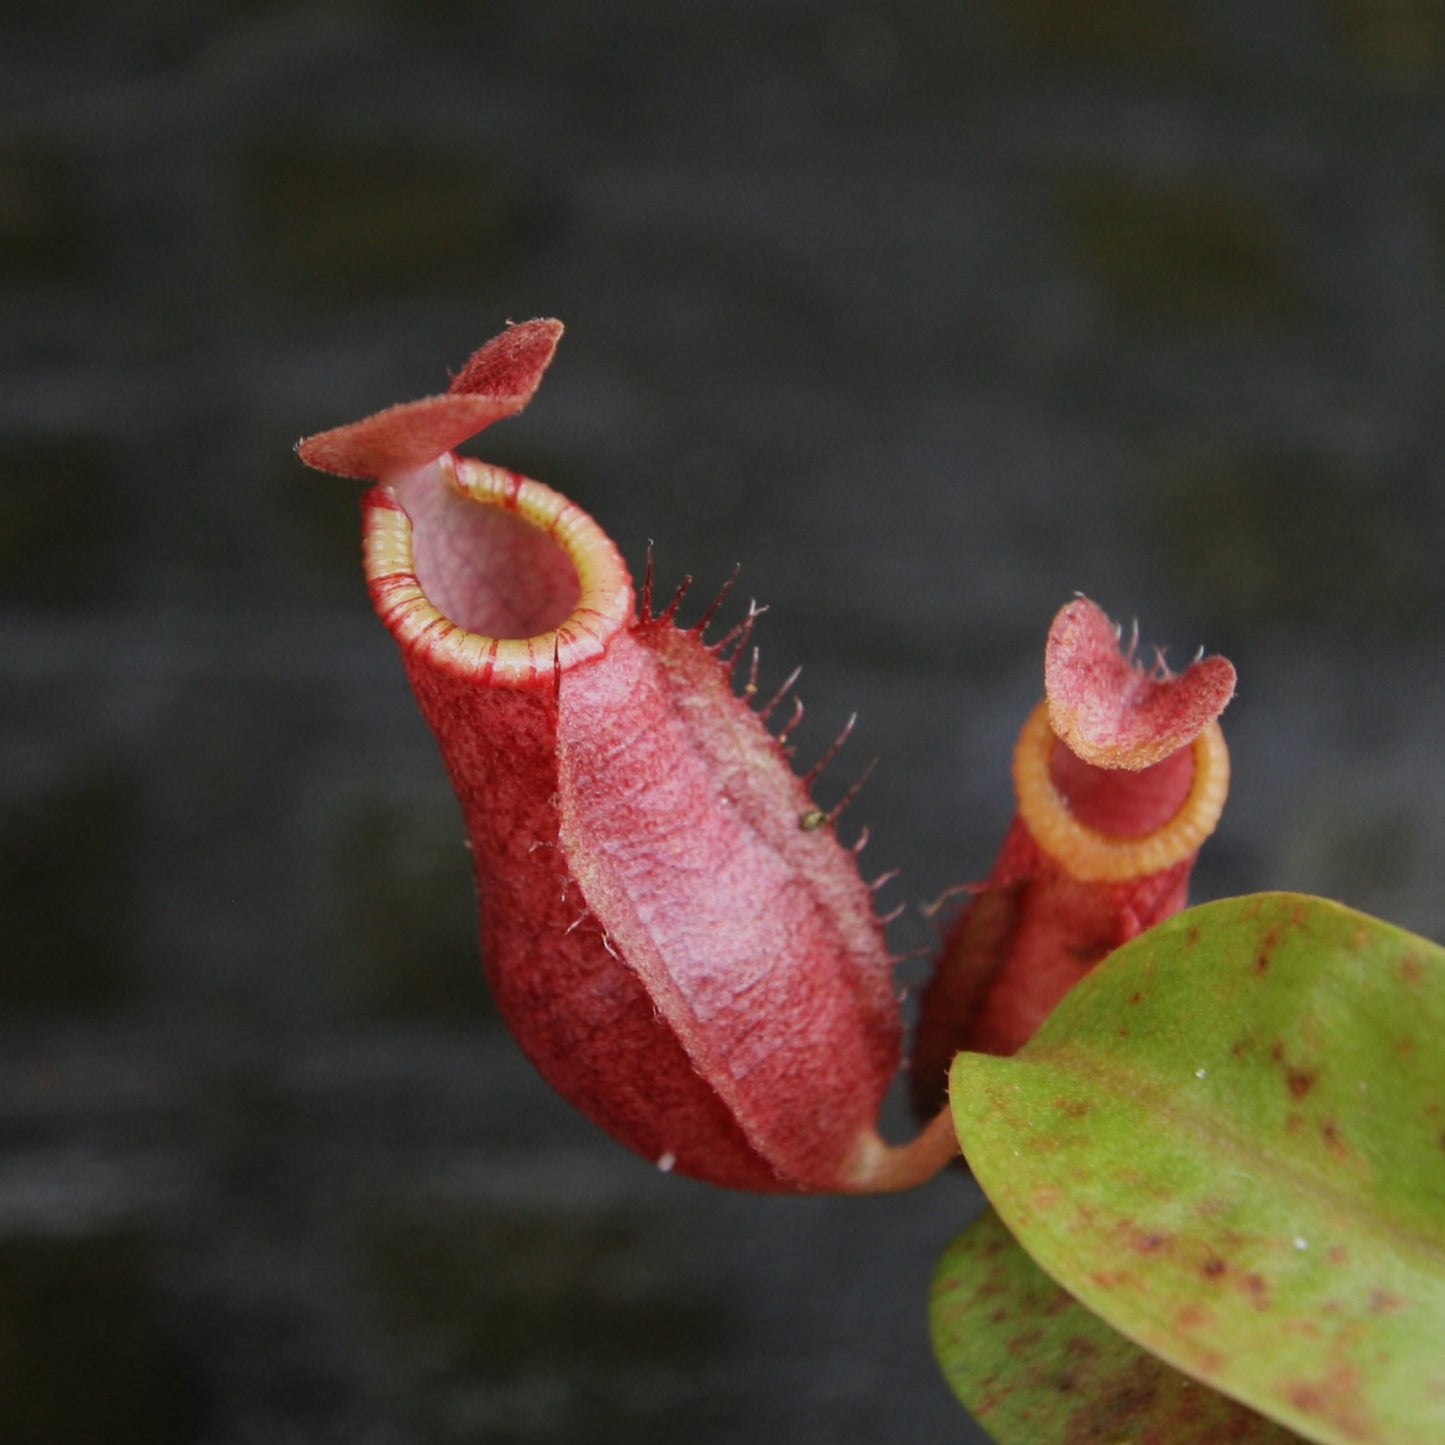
363;455;633;687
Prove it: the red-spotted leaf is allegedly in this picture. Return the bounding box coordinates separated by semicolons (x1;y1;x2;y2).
930;1207;1305;1444
948;893;1445;1445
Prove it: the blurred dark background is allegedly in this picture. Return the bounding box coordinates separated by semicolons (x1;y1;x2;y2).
3;3;1444;1442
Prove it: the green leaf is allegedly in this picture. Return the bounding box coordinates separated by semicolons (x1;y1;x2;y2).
931;1207;1306;1444
948;893;1445;1445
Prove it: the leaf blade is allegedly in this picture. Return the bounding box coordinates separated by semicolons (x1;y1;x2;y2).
948;893;1445;1445
931;1207;1308;1444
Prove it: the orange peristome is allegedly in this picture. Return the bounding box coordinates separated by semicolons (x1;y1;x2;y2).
299;320;958;1194
913;599;1235;1109
1014;702;1230;884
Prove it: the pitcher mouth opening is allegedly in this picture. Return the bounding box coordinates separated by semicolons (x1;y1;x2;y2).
363;455;634;686
1012;701;1229;882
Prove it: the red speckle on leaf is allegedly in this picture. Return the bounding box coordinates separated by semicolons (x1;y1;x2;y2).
1201;1255;1226;1279
1091;1268;1139;1292
1253;925;1280;972
1273;1041;1318;1099
1286;1368;1374;1442
1241;1272;1271;1310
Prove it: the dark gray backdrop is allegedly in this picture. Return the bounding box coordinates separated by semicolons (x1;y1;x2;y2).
4;3;1444;1441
